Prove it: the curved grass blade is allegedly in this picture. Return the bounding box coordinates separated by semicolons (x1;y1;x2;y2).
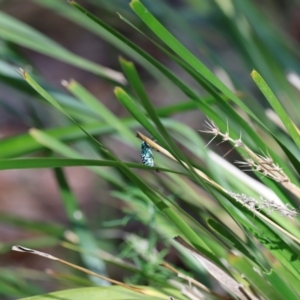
17;285;183;300
0;12;125;84
34;0;173;90
251;70;300;150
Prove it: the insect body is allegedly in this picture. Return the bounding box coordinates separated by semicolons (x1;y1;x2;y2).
141;141;154;167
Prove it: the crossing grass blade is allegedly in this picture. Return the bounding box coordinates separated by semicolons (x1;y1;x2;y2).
108;89;300;282
128;0;300;178
19;68;219;261
119;58;212;183
116;6;300;184
4;2;300;298
110;84;300;268
0;97;213;158
129;0;256;118
62;79;137;145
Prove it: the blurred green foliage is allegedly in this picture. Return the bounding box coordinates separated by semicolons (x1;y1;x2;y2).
1;0;300;299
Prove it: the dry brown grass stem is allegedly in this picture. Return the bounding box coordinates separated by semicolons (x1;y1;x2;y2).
161;262;231;300
12;245;143;293
136;131;220;190
161;262;210;293
136;131;300;245
200;119;300;199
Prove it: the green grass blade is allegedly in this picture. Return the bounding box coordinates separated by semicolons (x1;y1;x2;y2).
0;213;64;237
53;168;108;285
114;87;161;142
21;57;294;282
20;69;215;266
0;157;187;176
251;70;300;150
0;12;125;83
129;0;257;119
123;1;300;181
69;1;210;100
119;8;300;186
18;286;185;300
0;98;211;159
33;0;171;88
62;80;137;145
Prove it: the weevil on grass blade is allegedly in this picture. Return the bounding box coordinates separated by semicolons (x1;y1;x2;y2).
141;141;154;167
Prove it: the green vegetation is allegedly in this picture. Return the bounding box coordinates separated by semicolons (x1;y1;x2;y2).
1;0;300;299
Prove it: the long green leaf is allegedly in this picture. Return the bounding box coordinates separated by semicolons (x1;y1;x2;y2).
18;286;186;300
63;80;137;145
251;70;300;150
0;12;125;83
0;157;187;175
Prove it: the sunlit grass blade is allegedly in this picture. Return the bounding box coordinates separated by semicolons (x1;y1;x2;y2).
251;70;300;150
17;285;183;300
